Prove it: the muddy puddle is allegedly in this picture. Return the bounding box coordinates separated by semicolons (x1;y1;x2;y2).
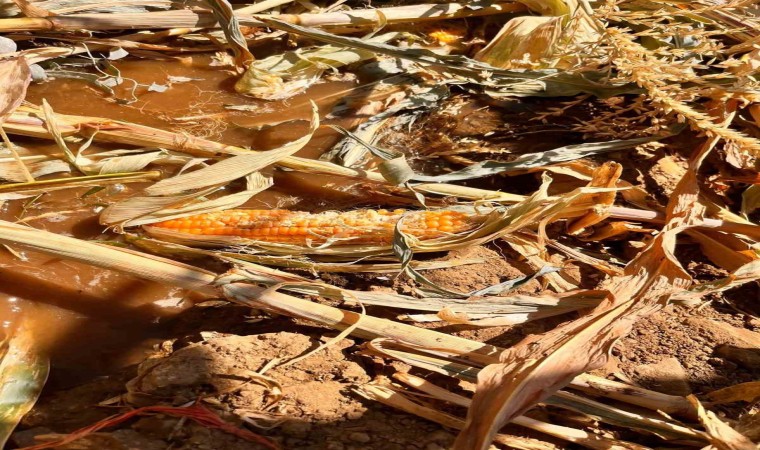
3;51;476;391
3;55;528;450
1;54;537;391
1;56;360;387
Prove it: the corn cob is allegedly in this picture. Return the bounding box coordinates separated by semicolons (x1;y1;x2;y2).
150;209;481;245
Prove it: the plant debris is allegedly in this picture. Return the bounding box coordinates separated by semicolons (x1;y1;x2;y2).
0;0;759;449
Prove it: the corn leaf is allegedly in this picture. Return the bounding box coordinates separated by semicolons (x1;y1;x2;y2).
0;320;49;448
689;396;756;450
475;16;565;68
705;381;760;405
120;174;273;227
235;34;397;99
341;129;667;182
144;102;318;195
206;0;254;69
453;136;712;449
741;185;760;217
322;84;450;167
256;17;638;98
0;57;29;123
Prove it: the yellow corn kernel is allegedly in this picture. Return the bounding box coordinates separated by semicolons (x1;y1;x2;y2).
150;209;481;245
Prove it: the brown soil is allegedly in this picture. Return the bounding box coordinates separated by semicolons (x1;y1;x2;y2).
11;251;760;449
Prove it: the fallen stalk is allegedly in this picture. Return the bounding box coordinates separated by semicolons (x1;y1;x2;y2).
0;220;695;418
357;383;653;450
5;108;759;239
11;28;199;64
0;2;523;32
0;171;162;193
391;372;686;449
4;107;382;181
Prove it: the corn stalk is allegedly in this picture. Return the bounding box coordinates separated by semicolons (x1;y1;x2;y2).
0;2;523;32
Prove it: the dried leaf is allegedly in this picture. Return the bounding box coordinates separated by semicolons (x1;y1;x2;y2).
121;174;273;227
144;102;318;195
453;136;713;449
206;0;254;69
0;57;30;123
323;84;449;167
392;372;652;450
0;56;33;182
687;229;758;272
355;384;557;450
475;16;565;68
688;396;756;450
257;17;637;98
351;131;665;183
235;34;396;99
705;381;760;405
96;149;171;174
100;187;218;228
0;158;70;182
741;185;760;218
567;161;623;235
40;99;85;172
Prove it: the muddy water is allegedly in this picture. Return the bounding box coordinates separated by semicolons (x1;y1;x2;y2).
0;179;206;387
2;56;366;386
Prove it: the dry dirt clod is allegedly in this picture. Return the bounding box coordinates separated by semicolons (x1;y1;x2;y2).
126;332;370;422
715;345;760;370
634;357;692;396
648;155;687;198
348;431;371;443
684;318;760;370
420;246;541;294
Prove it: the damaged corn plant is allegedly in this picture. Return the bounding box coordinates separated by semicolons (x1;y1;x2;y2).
1;0;760;448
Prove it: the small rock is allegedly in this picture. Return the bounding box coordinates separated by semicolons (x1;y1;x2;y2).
685;318;760;370
426;444;447;450
345;409;363;420
284;438;305;448
0;36;16;54
348;431;371;443
715;345;760;370
29;64;47;82
634;357;692;395
426;430;455;443
326;442;345;450
281;420;312;437
706;357;724;366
